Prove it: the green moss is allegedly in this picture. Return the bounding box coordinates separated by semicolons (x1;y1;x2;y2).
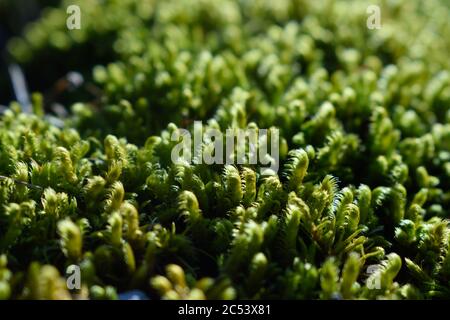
0;0;449;299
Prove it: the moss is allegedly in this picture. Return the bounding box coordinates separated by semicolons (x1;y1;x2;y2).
0;0;449;299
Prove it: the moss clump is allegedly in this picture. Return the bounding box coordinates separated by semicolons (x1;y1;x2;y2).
0;0;449;299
